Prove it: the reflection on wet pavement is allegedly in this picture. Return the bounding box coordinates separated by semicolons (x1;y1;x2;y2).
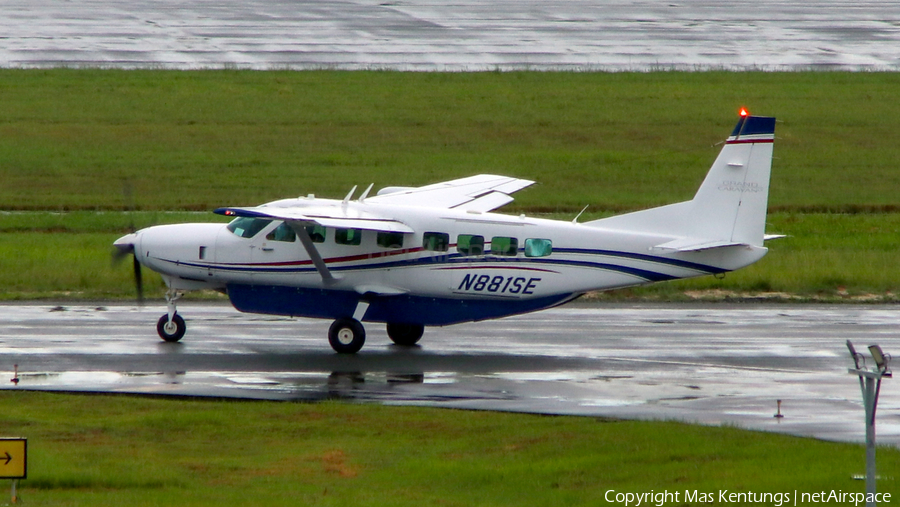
3;0;900;70
1;303;899;445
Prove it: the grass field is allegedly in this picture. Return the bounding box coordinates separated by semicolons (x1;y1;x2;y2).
2;210;899;300
2;391;897;506
1;69;900;299
2;70;900;212
2;71;899;507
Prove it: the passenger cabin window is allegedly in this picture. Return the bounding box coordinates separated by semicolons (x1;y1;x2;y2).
266;222;296;242
335;227;362;246
423;232;449;252
305;224;326;243
524;238;552;257
227;217;272;238
457;234;484;256
490;236;518;256
377;232;404;249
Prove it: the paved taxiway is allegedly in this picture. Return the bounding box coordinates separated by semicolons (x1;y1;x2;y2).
3;0;900;70
1;303;898;446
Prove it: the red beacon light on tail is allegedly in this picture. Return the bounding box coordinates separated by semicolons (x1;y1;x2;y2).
740;107;750;117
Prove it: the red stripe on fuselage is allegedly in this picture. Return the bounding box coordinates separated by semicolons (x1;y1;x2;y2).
726;138;774;145
216;246;428;267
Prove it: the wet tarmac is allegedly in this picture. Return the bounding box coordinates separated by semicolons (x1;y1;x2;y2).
3;0;899;70
1;302;899;445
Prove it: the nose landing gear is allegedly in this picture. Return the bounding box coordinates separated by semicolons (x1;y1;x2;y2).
150;292;426;353
157;290;186;343
157;313;186;342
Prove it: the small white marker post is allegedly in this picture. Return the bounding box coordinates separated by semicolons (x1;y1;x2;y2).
846;341;891;507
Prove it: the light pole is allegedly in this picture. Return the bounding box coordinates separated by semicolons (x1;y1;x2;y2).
846;340;891;507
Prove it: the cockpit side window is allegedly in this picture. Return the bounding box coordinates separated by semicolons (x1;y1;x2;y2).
227;217;273;238
266;222;296;242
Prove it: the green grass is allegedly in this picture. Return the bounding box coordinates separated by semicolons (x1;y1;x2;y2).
612;212;900;301
1;70;900;212
2;391;897;506
1;211;898;300
2;69;900;299
0;212;228;299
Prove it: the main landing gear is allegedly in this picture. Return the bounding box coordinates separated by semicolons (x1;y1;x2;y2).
386;322;425;347
327;319;425;353
154;292;425;353
328;318;366;354
327;300;425;353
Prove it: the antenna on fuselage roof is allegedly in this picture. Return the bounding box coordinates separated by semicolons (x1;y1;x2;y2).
572;204;589;224
358;183;374;203
342;185;358;204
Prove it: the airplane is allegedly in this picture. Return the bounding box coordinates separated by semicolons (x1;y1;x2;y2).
114;110;779;354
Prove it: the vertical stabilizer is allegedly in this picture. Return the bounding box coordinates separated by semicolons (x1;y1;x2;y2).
686;114;776;247
587;113;776;252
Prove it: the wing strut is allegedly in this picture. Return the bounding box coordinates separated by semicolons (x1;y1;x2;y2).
287;222;337;284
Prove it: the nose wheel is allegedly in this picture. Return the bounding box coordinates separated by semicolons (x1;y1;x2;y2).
157;313;186;342
157;289;186;343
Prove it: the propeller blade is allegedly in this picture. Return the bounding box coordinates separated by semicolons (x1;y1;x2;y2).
113;233;142;304
112;243;134;266
133;254;144;305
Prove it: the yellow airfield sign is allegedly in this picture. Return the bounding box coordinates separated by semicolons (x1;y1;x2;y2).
0;438;26;479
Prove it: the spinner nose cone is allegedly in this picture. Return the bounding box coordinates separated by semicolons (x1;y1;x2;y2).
113;232;141;263
113;232;138;253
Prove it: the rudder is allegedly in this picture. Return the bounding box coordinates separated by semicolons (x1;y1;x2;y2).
585;112;777;252
686;114;776;247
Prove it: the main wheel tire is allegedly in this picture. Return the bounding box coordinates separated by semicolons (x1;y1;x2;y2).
386;322;425;346
157;313;186;343
328;318;366;354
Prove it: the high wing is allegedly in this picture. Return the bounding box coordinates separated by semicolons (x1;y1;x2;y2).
213;205;414;233
365;174;535;212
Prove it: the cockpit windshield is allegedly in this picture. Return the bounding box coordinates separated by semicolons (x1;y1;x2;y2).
227;217;272;238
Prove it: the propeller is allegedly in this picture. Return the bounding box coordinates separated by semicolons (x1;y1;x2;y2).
114;178;144;304
113;234;144;305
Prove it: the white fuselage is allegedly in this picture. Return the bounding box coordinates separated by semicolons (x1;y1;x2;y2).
127;197;766;325
114;113;777;351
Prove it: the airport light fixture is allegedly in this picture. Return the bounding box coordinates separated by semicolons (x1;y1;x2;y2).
869;345;889;372
846;340;891;507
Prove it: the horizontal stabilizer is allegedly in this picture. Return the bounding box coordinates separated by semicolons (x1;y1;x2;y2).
653;230;784;253
652;238;748;252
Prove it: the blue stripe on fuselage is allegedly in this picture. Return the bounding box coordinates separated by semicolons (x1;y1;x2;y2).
156;246;722;282
226;283;578;326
